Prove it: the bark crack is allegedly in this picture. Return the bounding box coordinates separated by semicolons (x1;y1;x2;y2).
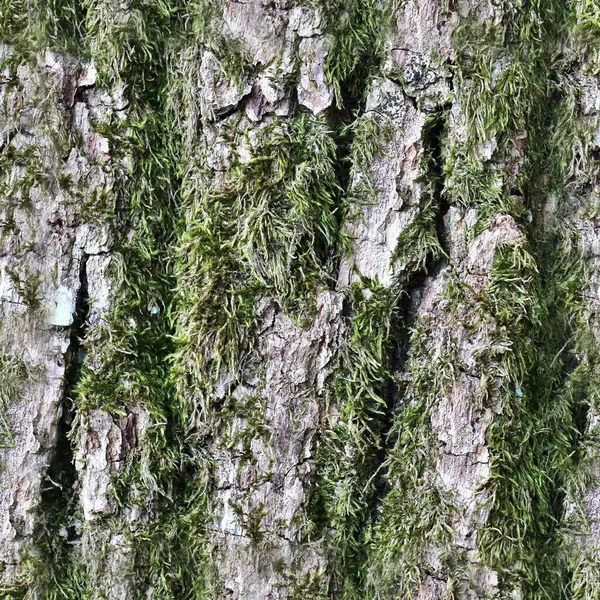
37;253;89;557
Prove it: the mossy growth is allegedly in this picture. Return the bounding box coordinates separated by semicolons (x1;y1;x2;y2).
171;112;344;424
0;0;84;57
473;234;579;596
4;0;597;598
343;112;395;210
436;2;600;596
570;549;600;600
0;350;31;448
365;318;458;598
228;500;267;545
24;2;210;598
411;2;600;595
0;145;48;214
4;266;41;310
310;279;400;598
392;110;447;274
283;570;329;600
319;0;398;107
17;0;351;595
310;80;450;600
444;0;573;230
218;393;269;466
2;0;386;596
561;327;600;597
311;184;448;595
575;0;600;46
82;0;186;92
328;2;600;596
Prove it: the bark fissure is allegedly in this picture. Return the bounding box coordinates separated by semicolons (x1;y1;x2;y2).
36;252;89;583
373;104;452;517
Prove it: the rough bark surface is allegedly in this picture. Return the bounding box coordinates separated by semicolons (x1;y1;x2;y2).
1;1;600;599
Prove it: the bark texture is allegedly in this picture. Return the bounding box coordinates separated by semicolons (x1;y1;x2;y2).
1;1;600;599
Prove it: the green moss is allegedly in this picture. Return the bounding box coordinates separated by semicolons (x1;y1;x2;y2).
285;570;329;600
309;83;450;600
311;280;399;597
4;267;41;310
65;6;397;591
0;351;31;449
570;550;600;600
437;3;600;595
366;318;458;597
0;0;27;42
575;0;600;45
0;0;84;56
228;501;267;545
0;145;47;211
2;0;595;597
172;113;343;423
82;0;183;92
21;3;201;598
344;112;395;209
444;0;572;230
219;393;269;466
475;236;572;596
320;0;397;107
343;3;598;596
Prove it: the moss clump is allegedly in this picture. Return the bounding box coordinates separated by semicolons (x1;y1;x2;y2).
343;112;395;209
25;2;197;598
570;549;600;600
433;2;600;595
0;0;84;56
444;0;571;228
172;113;343;422
475;235;579;596
320;0;397;107
309;81;450;600
561;329;600;597
82;0;184;92
0;145;48;213
366;318;457;597
3;0;597;598
440;3;600;595
575;0;600;46
0;351;31;448
310;280;399;598
393;110;447;274
4;267;41;310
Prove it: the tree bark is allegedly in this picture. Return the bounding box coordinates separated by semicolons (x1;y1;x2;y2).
1;1;600;599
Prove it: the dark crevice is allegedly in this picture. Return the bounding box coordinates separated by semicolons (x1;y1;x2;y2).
312;39;407;594
37;254;89;560
214;98;249;122
572;389;591;446
72;82;95;106
368;105;452;559
0;129;17;153
548;341;589;545
322;5;392;288
325;94;370;287
426;106;452;260
371;104;451;512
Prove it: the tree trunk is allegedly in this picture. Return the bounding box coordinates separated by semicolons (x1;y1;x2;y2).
1;0;600;598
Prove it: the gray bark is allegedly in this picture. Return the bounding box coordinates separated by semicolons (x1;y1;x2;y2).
0;1;599;599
